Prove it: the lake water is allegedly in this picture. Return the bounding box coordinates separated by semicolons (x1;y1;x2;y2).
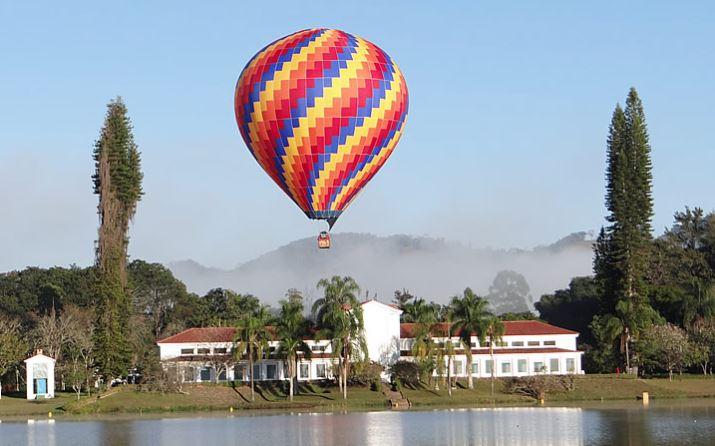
1;400;713;445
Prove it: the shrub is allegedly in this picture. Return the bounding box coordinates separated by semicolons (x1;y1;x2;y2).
417;357;436;383
389;360;420;388
348;361;383;386
504;375;575;401
370;377;381;392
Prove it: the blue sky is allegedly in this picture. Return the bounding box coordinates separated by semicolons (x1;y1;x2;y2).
1;0;713;271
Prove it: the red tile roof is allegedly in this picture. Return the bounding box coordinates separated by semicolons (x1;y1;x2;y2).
501;320;578;336
157;326;320;343
157;327;236;344
159;321;577;345
399;320;578;338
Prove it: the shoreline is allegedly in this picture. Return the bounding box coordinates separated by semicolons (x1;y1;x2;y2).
2;396;715;423
1;375;714;420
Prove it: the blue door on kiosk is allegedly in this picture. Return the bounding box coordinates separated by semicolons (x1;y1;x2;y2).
36;378;47;395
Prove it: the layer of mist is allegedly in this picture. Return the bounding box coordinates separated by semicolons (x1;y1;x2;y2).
168;232;595;308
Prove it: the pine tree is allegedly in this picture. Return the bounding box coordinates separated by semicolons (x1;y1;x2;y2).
92;97;143;379
595;105;627;311
595;88;654;370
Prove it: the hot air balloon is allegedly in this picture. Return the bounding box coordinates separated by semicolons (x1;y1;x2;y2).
234;29;408;248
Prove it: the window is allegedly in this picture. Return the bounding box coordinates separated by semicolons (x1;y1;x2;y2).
511;341;524;347
470;342;477;348
453;360;462;375
517;359;527;373
299;363;310;379
550;358;560;372
253;364;261;380
218;369;227;381
485;360;494;374
497;341;508;347
533;362;544;373
544;340;556;346
566;358;576;373
527;341;540;347
483;341;491;347
200;368;211;381
471;362;479;374
316;363;327;379
197;348;210;355
266;364;277;379
234;365;245;381
311;345;324;352
180;348;194;355
501;362;512;374
214;348;227;354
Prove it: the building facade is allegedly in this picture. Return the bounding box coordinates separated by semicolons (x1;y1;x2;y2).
24;350;55;400
156;300;583;383
399;321;583;378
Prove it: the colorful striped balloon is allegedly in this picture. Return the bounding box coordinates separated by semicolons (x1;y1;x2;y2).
234;28;408;228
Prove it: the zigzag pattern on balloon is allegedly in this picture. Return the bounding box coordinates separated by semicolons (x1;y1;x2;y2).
234;28;408;226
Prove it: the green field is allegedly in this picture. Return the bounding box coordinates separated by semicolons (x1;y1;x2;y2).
1;375;714;418
0;393;73;417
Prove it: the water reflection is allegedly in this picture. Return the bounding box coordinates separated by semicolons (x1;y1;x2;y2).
394;408;583;446
1;402;714;446
25;420;56;446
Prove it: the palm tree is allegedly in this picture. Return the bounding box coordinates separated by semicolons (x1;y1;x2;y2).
433;341;445;391
276;293;311;401
403;297;438;384
444;332;457;397
604;299;658;372
234;305;271;402
402;298;437;323
450;288;491;389
312;276;365;400
410;326;435;386
683;280;715;329
436;312;456;397
484;316;505;396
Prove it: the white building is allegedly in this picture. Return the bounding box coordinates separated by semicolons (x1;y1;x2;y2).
399;321;583;378
360;300;402;368
156;300;583;383
24;350;55;400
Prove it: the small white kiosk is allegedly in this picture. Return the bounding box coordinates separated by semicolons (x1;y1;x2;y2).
24;350;55;400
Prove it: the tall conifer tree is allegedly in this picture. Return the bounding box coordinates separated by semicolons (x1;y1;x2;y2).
594;88;654;370
92;97;143;378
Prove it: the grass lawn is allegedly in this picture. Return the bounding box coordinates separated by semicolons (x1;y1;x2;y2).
551;374;715;401
61;382;389;415
401;375;715;406
0;392;74;417
401;379;530;407
3;375;715;418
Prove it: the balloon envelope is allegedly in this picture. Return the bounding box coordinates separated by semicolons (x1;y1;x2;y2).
234;28;408;228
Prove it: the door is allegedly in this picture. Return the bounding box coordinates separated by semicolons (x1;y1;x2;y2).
36;378;47;395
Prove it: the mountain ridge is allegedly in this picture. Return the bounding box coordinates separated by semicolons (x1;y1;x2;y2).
168;232;594;307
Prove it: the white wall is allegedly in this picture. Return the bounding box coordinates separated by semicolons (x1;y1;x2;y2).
158;342;234;360
24;356;55;400
361;300;402;368
401;334;578;353
441;352;584;378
